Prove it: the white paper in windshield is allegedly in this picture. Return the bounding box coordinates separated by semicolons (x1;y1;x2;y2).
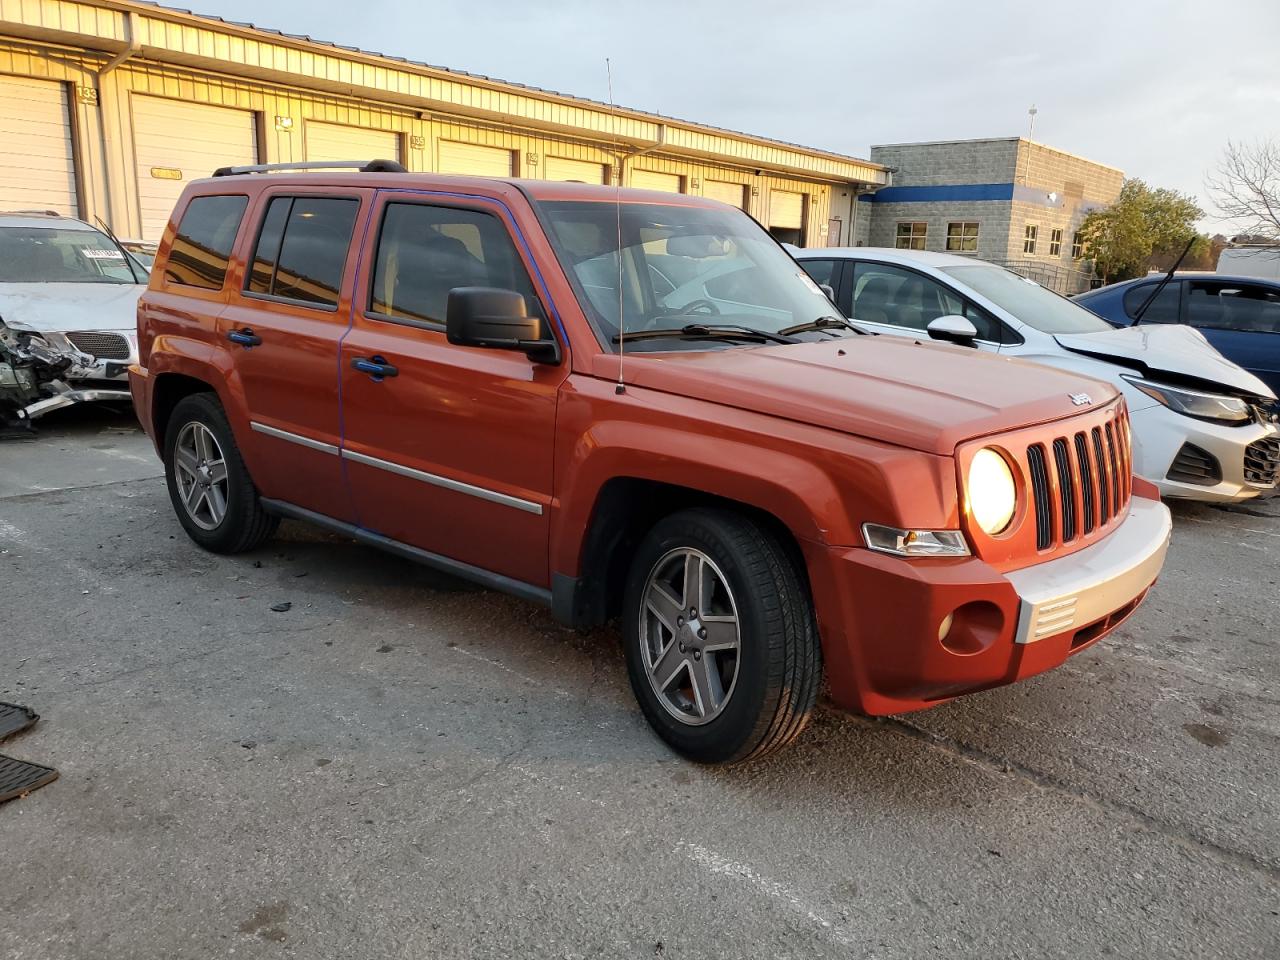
82;248;125;260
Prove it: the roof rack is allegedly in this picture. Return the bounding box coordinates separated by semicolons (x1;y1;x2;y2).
211;159;407;177
1;209;65;217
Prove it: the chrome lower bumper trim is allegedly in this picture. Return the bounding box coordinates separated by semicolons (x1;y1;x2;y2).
22;387;133;420
1007;496;1171;644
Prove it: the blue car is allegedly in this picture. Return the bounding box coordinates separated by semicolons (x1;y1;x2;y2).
1075;274;1280;396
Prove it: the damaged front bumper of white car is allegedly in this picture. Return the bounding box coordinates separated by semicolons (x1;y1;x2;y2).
0;321;132;431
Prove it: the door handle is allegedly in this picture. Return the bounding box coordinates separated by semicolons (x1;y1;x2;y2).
351;355;398;380
228;328;262;347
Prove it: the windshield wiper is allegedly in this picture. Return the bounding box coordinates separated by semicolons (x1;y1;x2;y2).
778;315;863;337
612;323;799;345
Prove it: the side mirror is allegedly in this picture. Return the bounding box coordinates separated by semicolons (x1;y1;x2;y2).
819;283;836;301
446;287;560;364
926;314;979;346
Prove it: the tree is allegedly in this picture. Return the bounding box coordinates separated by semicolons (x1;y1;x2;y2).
1078;179;1204;282
1207;140;1280;242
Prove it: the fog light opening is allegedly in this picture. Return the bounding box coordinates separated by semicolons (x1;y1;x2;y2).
939;601;1005;657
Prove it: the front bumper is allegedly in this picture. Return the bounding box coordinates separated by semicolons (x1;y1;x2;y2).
808;495;1171;715
1131;402;1279;502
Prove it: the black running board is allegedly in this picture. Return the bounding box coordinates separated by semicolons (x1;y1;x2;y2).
260;499;552;608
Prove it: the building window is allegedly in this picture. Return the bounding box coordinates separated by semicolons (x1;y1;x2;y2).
1072;231;1085;259
1023;224;1038;255
895;221;927;250
1049;228;1063;257
945;221;979;252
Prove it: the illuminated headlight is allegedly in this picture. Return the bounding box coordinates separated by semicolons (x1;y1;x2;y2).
1122;375;1250;425
967;448;1017;535
862;524;970;557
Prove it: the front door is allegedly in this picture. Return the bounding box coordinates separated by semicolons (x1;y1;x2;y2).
338;193;567;588
219;187;369;521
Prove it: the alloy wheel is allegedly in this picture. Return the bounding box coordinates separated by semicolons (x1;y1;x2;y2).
173;421;230;531
639;547;742;726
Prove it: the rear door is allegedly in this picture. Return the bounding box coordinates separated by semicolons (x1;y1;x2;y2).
219;186;369;521
338;191;567;587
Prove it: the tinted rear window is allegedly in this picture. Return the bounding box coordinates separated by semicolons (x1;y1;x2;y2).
165;195;248;290
246;196;360;308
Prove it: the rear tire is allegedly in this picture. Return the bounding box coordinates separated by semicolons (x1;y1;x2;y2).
163;393;277;553
622;508;821;763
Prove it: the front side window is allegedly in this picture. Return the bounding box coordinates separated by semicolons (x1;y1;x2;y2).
370;202;542;328
850;262;1005;340
895;221;927;250
536;200;837;351
165;195;248;290
941;264;1113;335
1049;228;1063;257
0;226;141;284
1122;282;1181;324
246;196;360;308
1186;282;1280;333
1023;224;1038;255
945;222;979;253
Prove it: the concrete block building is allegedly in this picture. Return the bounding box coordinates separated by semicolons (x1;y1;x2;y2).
0;0;887;245
856;138;1124;292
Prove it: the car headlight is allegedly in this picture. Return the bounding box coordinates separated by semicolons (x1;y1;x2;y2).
967;448;1017;535
1122;375;1250;425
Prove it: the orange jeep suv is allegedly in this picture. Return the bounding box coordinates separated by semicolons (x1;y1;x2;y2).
131;161;1171;763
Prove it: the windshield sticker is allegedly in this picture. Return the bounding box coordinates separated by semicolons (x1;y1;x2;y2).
82;249;126;260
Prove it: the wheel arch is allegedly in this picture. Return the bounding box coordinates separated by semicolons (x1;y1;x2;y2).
551;475;812;629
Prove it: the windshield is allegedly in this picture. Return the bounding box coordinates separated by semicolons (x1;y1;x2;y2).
941;264;1112;335
537;200;838;351
0;226;140;284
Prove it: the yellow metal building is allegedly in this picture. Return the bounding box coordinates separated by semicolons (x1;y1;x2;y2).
0;0;886;244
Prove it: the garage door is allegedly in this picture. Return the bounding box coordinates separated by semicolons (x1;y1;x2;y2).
132;95;257;240
544;156;605;184
0;75;78;216
704;180;746;209
770;190;805;229
305;121;401;164
630;169;682;193
438;141;513;178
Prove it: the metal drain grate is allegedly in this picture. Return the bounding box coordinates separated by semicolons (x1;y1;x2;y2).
0;702;39;742
0;754;58;804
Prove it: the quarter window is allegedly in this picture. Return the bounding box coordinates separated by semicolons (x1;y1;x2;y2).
1023;224;1038;255
895;222;927;250
246;196;360;308
165;195;248;290
1049;228;1063;257
370;202;542;328
1122;282;1181;323
945;222;979;252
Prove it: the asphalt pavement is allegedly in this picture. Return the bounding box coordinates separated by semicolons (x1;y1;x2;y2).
1;406;1277;959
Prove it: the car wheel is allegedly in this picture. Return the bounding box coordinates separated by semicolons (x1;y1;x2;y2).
622;508;821;763
163;393;278;553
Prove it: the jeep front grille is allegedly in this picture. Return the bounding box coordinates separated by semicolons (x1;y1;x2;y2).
1244;436;1280;487
65;331;130;360
1027;408;1131;551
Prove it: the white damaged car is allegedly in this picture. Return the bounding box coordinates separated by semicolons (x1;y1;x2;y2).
793;247;1279;502
0;211;143;431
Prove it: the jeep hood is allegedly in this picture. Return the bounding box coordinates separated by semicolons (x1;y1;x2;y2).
1054;324;1274;399
0;282;143;334
596;337;1117;456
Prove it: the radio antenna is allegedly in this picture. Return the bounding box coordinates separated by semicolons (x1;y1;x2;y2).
607;57;626;395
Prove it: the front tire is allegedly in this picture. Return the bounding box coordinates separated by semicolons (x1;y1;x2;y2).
163;393;278;553
622;508;821;763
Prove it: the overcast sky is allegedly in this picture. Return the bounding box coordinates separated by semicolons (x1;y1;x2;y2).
201;0;1279;231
